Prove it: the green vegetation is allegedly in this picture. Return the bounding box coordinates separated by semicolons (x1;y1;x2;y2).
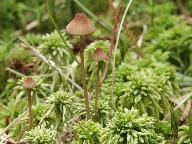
0;0;192;143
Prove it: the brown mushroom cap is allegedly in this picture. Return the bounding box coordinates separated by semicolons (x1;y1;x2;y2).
66;13;96;36
91;48;107;62
23;76;36;89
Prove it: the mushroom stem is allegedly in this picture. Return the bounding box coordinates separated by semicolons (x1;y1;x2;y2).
79;36;90;119
27;89;33;130
94;62;100;121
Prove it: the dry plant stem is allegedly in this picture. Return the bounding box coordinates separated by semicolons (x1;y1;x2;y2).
79;36;90;119
176;0;187;14
5;116;10;135
99;7;120;86
94;62;100;120
27;89;33;130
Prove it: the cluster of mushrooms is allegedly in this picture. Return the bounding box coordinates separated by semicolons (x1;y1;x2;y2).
23;13;107;130
66;13;107;120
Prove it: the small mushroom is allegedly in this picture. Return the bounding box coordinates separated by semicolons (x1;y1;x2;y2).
91;48;107;121
66;13;96;119
23;76;35;130
23;76;36;89
91;48;107;62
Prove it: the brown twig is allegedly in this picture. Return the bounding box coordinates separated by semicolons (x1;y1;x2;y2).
5;116;10;135
99;7;121;86
176;0;187;15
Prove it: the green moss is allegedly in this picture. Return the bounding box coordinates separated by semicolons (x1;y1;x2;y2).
73;120;102;144
24;125;56;144
100;108;166;144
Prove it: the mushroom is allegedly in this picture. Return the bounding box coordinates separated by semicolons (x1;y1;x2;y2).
23;76;36;130
91;48;106;121
23;76;36;89
66;13;95;36
91;48;107;62
66;13;96;119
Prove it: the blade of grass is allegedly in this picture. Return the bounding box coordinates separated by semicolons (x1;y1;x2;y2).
44;0;79;64
174;92;192;110
0;111;28;137
6;68;25;77
39;105;54;125
99;7;120;86
176;72;192;87
170;106;179;144
112;0;134;96
21;41;83;92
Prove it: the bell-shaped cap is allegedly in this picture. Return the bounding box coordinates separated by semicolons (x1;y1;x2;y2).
91;48;107;62
66;13;96;36
23;76;36;89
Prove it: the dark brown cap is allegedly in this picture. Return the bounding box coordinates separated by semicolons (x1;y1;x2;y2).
23;76;36;89
91;48;107;62
66;13;96;36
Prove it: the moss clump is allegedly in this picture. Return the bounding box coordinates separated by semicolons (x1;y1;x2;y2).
101;108;166;144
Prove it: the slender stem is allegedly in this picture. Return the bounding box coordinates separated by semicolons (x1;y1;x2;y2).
171;106;179;144
176;0;187;14
99;7;120;86
99;40;113;86
79;36;90;119
94;62;100;120
148;0;155;25
112;0;134;97
27;89;33;130
5;116;10;135
189;116;192;143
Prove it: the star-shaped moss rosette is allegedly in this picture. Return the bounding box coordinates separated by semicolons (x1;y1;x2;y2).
101;56;178;117
47;90;83;123
73;120;102;144
24;125;56;144
143;22;192;75
90;99;113;126
37;31;72;72
100;108;166;144
178;125;191;144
